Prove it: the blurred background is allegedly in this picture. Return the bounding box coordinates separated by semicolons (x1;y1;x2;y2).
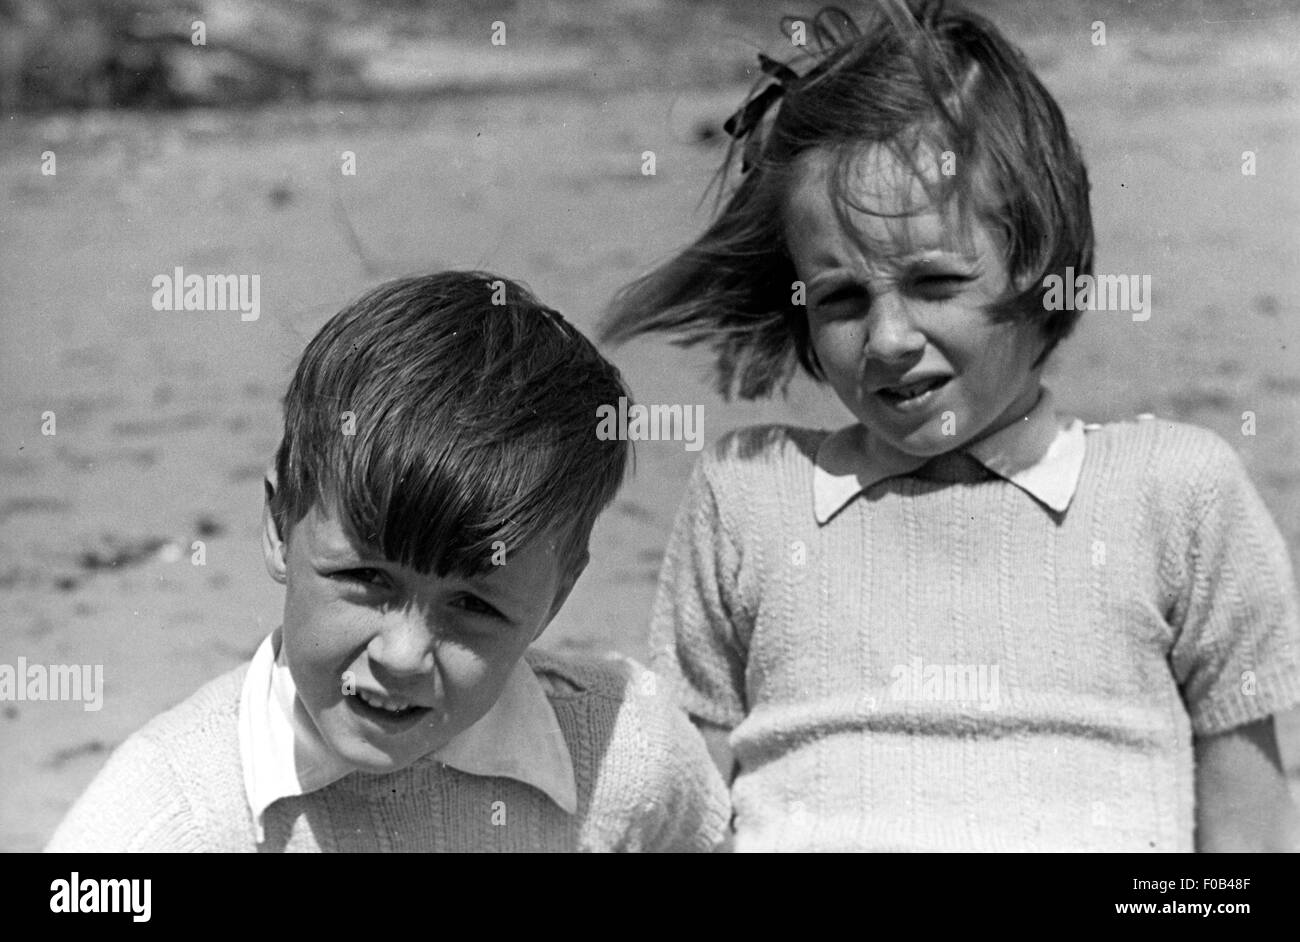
1;0;1298;851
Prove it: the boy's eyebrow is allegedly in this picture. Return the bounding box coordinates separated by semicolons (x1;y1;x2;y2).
311;537;384;566
462;569;535;610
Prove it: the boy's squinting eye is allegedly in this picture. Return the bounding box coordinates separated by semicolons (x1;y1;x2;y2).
451;593;507;621
332;567;392;589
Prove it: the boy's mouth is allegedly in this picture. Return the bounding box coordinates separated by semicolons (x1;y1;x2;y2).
349;689;434;729
874;374;952;409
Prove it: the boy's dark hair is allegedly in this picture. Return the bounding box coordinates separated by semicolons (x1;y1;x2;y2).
601;0;1093;399
270;271;631;577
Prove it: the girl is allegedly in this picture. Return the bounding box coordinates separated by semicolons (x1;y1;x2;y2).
602;1;1300;851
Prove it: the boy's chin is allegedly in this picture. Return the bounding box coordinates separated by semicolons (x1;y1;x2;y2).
330;733;444;774
318;711;453;773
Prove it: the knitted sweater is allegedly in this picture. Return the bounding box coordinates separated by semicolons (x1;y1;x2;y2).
45;651;730;852
651;418;1300;852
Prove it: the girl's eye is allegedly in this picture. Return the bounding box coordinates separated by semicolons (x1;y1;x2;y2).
812;286;868;311
910;275;973;299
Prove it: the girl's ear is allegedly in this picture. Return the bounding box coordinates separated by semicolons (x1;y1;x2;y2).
261;466;288;584
1012;266;1039;295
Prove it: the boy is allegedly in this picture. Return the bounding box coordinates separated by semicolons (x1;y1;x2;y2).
46;271;729;852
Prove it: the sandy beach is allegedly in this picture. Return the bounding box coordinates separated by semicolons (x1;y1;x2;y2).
2;3;1298;851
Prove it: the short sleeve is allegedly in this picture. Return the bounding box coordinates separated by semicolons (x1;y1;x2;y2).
1168;434;1300;736
45;732;205;852
649;455;753;729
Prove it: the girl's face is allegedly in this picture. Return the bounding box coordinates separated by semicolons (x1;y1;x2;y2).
785;147;1046;457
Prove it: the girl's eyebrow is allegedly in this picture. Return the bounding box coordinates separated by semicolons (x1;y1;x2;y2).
807;267;855;282
805;271;866;294
806;251;975;288
896;246;980;265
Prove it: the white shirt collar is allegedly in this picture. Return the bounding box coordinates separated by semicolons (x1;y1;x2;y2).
238;629;577;843
812;387;1087;524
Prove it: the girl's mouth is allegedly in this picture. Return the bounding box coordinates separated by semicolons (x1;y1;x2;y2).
875;375;952;410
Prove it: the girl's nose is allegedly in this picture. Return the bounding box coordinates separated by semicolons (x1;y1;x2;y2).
366;609;436;677
864;292;925;364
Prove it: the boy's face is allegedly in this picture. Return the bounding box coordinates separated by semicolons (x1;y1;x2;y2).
785;147;1046;457
264;500;580;773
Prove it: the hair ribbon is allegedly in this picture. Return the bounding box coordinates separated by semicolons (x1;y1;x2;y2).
723;53;813;172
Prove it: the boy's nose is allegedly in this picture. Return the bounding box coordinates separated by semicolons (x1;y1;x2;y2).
864;293;925;364
366;610;437;677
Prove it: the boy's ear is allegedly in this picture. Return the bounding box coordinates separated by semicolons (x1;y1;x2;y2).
535;550;589;641
261;466;288;584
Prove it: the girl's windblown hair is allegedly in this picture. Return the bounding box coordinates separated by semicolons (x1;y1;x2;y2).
601;0;1093;400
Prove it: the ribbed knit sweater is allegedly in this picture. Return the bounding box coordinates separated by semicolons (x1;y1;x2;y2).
45;651;730;852
650;418;1300;852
